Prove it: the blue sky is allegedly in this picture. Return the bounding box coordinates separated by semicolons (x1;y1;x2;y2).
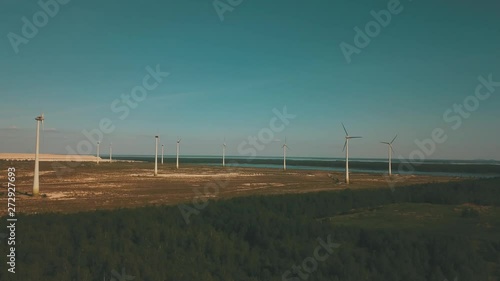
1;0;499;159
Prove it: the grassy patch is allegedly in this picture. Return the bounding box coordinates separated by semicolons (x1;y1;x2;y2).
326;203;500;240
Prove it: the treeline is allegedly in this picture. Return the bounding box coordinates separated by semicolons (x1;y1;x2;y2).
0;178;499;280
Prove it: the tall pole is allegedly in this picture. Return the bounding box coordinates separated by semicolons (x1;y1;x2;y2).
176;141;179;169
222;144;225;167
345;139;349;184
109;143;112;163
161;144;164;165
155;136;158;176
97;142;100;164
283;145;287;171
33;114;43;196
388;145;392;176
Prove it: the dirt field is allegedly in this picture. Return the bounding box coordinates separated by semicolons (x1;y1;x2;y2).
0;161;461;215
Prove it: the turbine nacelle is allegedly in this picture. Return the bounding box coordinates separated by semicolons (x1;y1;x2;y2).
380;135;397;152
36;113;45;131
342;137;362;151
281;137;291;150
341;123;362;151
380;134;397;145
35;114;44;122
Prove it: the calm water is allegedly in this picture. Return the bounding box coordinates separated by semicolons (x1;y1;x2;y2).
112;155;500;178
202;163;498;178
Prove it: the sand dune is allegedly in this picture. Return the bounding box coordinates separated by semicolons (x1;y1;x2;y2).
0;153;100;162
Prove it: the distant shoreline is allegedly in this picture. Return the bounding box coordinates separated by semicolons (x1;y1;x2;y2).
1;154;499;175
0;153;100;162
111;155;500;176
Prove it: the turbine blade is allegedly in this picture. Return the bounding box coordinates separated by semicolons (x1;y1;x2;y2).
342;140;347;152
390;134;398;144
390;145;395;153
381;142;389;144
341;123;348;136
349;136;362;139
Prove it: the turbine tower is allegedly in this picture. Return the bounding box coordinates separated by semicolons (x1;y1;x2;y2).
33;113;44;196
154;136;159;176
109;142;112;163
222;138;226;167
161;144;164;165
97;141;100;164
282;138;289;171
176;138;181;169
342;123;362;184
381;135;397;176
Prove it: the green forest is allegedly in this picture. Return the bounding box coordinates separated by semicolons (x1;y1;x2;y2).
1;178;500;281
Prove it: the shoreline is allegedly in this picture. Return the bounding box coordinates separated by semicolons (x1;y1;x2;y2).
0;153;101;162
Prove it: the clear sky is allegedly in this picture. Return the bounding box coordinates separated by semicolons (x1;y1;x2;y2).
1;0;499;160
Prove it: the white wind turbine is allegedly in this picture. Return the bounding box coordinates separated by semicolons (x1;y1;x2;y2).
381;135;397;176
33;113;44;196
282;137;289;171
96;141;100;164
342;123;362;184
176;137;181;169
154;136;159;176
161;144;164;165
222;138;226;167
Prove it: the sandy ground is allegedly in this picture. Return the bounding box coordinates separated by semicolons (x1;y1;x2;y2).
0;153;100;162
0;161;462;215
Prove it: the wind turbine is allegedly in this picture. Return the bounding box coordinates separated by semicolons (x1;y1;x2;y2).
342;123;362;184
176;137;181;169
381;135;397;176
96;141;100;164
33;113;44;196
154;136;159;176
222;138;226;167
161;144;164;165
282;137;289;171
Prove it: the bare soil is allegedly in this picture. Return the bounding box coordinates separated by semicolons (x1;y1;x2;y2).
0;161;460;215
